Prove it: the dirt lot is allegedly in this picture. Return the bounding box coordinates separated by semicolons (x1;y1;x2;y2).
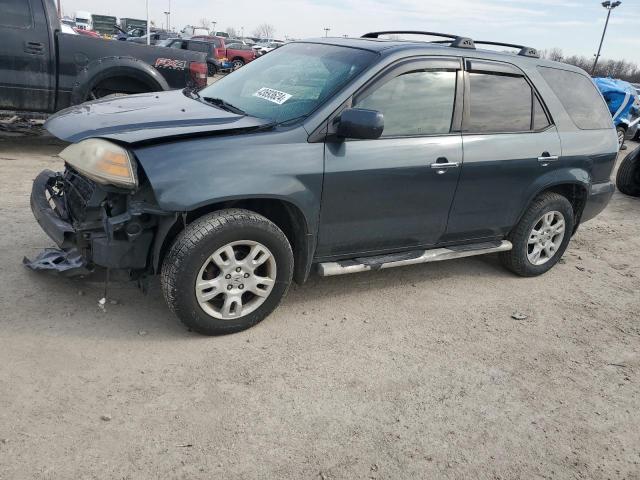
0;135;639;480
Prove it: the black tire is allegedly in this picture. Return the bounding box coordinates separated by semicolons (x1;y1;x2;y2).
616;147;640;197
161;209;294;335
616;126;626;149
500;192;574;277
207;62;217;76
232;58;245;70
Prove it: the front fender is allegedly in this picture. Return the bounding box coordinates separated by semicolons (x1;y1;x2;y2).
70;56;170;105
133;128;324;237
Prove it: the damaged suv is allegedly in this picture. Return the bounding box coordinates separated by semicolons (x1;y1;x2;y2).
30;32;618;335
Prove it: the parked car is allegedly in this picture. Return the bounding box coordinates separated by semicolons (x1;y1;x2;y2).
181;26;210;38
73;27;101;38
616;145;640;196
192;35;257;69
163;38;233;75
61;24;78;35
0;0;207;113
28;32;617;335
252;41;284;56
128;31;174;45
594;77;640;148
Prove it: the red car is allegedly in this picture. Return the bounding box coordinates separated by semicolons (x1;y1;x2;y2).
73;28;101;38
192;36;256;69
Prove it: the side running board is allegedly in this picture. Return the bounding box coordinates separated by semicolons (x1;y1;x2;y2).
318;240;512;277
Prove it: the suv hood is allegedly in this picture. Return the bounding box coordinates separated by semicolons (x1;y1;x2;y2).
45;90;272;144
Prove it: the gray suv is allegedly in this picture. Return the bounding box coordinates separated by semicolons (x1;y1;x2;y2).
29;31;618;335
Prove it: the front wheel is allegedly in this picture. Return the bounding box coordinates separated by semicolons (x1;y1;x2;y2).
161;209;294;335
232;58;245;70
501;192;574;277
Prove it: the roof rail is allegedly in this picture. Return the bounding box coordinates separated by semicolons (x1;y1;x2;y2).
474;40;540;58
361;31;475;50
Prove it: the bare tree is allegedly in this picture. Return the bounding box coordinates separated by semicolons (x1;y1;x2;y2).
226;27;238;38
253;23;275;40
199;18;210;29
540;48;640;82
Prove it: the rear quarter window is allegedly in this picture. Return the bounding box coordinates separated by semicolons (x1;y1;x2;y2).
537;66;612;130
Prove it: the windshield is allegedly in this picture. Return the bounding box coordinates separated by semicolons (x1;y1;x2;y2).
198;43;376;124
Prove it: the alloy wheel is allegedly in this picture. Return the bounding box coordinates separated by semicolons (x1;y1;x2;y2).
527;211;566;266
195;240;277;319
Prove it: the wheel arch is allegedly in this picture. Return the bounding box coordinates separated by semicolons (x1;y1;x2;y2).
515;177;590;235
70;56;170;105
152;197;315;285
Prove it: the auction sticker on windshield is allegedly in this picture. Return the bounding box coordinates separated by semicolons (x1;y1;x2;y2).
253;87;292;105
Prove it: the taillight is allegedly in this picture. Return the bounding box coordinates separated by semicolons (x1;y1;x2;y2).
189;62;207;87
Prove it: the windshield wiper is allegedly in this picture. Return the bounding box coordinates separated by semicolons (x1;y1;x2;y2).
201;97;247;115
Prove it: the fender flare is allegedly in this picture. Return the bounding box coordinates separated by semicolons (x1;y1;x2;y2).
514;167;591;232
70;56;171;105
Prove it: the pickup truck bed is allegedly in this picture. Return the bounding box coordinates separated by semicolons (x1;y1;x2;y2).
0;0;207;114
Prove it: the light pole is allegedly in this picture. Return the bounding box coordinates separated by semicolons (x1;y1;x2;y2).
241;26;244;40
164;12;170;32
324;27;331;37
592;1;622;74
146;0;150;45
167;0;171;31
211;21;217;34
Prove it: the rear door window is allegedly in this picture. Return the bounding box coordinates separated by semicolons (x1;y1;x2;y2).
0;0;32;28
465;73;532;133
538;67;612;130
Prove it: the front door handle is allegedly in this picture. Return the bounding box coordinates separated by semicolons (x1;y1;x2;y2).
430;162;459;168
537;152;560;164
430;160;459;174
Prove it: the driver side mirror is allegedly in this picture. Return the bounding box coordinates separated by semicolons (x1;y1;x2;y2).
335;108;384;140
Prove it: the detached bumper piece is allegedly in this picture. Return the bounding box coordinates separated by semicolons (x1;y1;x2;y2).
23;248;90;276
29;169;164;273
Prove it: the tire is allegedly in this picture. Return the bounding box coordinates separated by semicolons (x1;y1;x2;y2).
232;58;245;70
207;63;217;76
500;192;574;277
616;126;626;149
616;147;640;197
161;209;294;335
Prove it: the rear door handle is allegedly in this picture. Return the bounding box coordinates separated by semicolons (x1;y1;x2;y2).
24;41;45;55
537;153;560;163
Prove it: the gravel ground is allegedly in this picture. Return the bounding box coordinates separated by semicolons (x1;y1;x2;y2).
0;135;639;480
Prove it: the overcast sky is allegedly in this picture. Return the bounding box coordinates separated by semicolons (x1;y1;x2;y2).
58;0;640;63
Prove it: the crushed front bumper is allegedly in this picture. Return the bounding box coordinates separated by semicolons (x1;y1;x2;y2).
30;169;161;271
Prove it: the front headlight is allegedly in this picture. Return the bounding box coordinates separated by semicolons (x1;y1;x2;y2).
59;138;137;189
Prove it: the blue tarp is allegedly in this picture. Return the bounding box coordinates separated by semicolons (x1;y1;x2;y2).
594;77;639;127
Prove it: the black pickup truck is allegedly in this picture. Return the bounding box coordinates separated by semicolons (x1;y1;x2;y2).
0;0;207;114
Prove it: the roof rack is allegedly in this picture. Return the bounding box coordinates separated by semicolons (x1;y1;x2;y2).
361;31;475;50
360;31;540;58
474;40;540;58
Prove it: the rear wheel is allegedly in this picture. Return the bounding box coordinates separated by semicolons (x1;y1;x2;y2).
161;209;294;335
207;62;217;76
501;192;574;277
232;58;245;70
616;147;640;197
